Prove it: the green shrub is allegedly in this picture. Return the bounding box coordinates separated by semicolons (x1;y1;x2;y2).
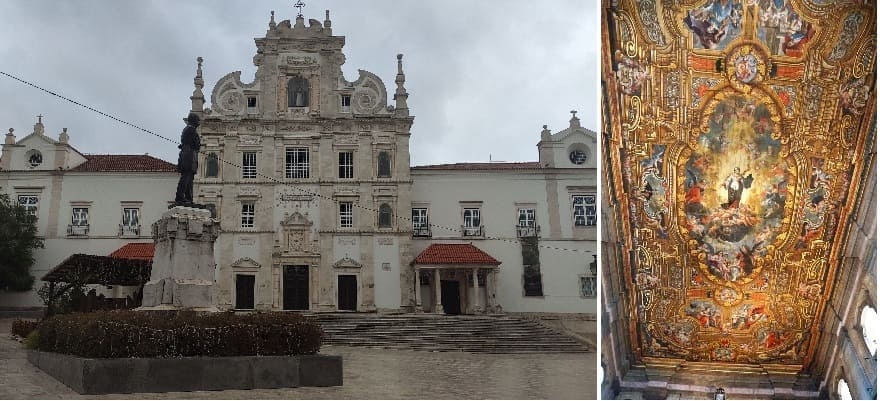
10;319;39;338
36;310;324;358
24;330;39;349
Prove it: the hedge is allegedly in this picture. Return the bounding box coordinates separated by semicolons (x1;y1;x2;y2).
35;310;324;358
11;319;40;338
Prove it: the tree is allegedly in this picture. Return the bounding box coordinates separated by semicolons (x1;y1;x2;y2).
0;193;43;291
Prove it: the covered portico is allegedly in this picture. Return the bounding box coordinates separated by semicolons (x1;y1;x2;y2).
412;243;502;315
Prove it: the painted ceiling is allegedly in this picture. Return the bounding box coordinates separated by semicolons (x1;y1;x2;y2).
602;0;876;366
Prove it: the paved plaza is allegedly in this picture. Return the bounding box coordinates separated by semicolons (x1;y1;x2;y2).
0;318;595;399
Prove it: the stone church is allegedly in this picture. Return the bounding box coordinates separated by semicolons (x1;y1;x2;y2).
189;11;595;317
600;0;876;399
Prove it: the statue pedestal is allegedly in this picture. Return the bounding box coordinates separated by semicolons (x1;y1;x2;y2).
138;206;219;312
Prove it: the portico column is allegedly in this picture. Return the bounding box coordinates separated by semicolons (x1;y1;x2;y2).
414;267;422;310
471;267;480;314
488;269;497;312
434;268;443;313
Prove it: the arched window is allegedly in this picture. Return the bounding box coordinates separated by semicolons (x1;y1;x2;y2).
861;305;878;356
378;203;393;228
837;378;852;400
205;152;219;178
287;76;309;107
377;151;391;178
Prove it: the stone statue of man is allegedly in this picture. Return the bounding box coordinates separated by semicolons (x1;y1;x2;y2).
174;113;201;206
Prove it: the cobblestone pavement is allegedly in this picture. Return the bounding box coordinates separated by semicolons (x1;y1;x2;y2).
0;318;595;399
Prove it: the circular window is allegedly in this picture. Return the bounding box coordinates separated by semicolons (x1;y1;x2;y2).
26;150;42;168
569;149;587;165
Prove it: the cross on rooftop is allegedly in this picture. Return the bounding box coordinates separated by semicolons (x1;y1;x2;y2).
37;114;43;123
293;0;305;18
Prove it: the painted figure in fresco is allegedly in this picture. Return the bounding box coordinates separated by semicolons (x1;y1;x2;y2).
762;183;785;219
686;300;722;328
615;51;650;96
721;167;754;209
839;76;871;116
734;53;758;83
684;0;742;49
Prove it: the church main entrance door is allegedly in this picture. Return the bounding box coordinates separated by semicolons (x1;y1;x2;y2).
283;265;309;310
441;280;461;315
337;274;357;311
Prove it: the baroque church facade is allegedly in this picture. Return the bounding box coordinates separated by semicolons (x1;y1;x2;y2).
190;11;596;316
600;0;876;399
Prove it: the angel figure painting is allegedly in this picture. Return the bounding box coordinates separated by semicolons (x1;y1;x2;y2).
683;94;791;283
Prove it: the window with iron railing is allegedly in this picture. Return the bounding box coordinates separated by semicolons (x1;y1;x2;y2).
412;208;431;237
68;207;89;236
516;208;539;237
462;208;483;237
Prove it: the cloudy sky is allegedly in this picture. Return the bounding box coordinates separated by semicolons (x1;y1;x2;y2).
0;1;599;166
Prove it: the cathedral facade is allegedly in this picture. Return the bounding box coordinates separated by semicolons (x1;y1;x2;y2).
191;11;596;316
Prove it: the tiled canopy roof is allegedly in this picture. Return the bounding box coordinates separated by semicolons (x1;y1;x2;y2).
108;242;155;261
413;244;501;266
70;154;176;172
411;162;542;171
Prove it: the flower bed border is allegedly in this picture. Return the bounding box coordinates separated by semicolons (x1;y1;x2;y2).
27;350;342;394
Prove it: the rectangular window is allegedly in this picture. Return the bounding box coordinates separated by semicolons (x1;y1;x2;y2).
246;96;257;108
341;95;351;113
412;208;430;237
241;202;255;228
339;202;353;228
517;208;535;227
121;208;140;236
573;194;596;227
71;207;89;226
235;274;256;310
338;152;354;179
463;208;482;236
285;148;310;179
68;207;89;236
580;276;597;298
516;208;538;237
17;195;38;217
242;152;257;179
377;151;391;178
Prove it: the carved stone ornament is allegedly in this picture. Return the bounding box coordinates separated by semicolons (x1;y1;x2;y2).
231;257;261;269
282;211;313;227
333;256;363;269
239;135;261;146
238;187;260;197
286;55;318;65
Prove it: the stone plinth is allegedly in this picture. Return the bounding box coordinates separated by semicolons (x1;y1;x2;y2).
139;206;219;311
27;350;343;394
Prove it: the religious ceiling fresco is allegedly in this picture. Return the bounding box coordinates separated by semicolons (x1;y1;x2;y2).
602;0;876;367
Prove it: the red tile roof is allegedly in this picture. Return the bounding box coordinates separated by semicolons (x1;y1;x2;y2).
411;162;542;171
70;154;176;172
413;244;501;266
109;242;155;261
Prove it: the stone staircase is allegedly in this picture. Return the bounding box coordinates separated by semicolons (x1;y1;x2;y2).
305;313;592;354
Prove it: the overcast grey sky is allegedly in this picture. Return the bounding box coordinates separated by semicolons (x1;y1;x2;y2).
0;1;599;166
